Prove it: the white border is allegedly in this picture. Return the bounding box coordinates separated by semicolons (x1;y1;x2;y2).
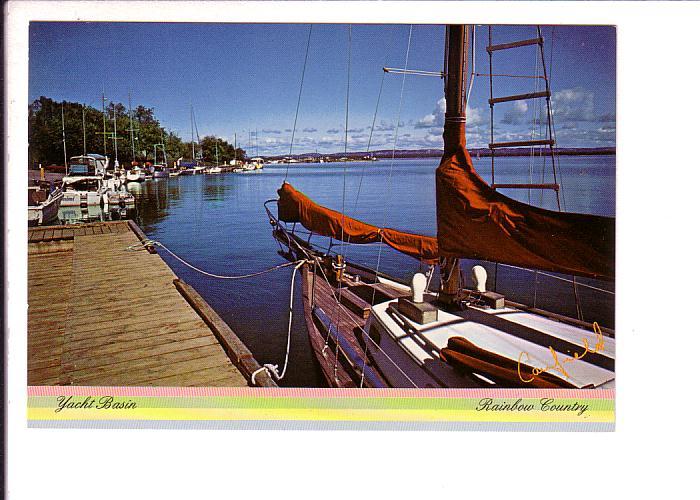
6;2;700;498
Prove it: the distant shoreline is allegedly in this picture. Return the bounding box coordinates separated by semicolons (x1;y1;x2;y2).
265;147;615;161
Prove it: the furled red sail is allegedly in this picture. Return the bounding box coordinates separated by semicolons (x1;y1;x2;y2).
436;122;615;280
277;182;438;263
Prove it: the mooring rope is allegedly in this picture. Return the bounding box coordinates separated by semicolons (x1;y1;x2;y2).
251;260;306;384
127;239;301;279
127;238;306;386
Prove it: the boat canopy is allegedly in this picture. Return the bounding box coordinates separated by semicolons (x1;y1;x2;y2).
277;183;438;263
436;122;615;280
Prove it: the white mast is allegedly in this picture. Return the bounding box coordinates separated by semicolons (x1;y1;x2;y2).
82;104;86;156
61;103;67;174
112;104;119;168
190;104;195;161
128;91;136;161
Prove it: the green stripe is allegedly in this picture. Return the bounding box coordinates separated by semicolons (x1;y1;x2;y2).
29;395;615;411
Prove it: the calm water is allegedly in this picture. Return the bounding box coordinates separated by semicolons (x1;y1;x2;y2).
123;156;615;387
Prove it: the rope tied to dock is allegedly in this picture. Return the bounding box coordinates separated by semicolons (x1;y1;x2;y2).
126;238;307;386
251;260;306;385
126;239;302;279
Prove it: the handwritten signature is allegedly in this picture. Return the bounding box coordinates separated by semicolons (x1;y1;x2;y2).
517;322;605;383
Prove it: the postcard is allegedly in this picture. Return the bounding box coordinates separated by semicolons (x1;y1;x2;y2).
12;9;622;432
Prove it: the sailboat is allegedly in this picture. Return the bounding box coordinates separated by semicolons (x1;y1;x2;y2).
266;25;615;389
205;139;224;173
152;142;170;178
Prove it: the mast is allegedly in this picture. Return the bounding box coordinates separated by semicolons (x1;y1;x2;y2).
439;24;469;304
61;103;67;174
102;89;107;156
161;129;168;167
82;104;86;156
190;104;195;160
112;105;119;166
233;133;237;164
128;91;136;161
215;138;219;166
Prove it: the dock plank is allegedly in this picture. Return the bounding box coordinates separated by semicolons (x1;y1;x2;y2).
27;221;262;387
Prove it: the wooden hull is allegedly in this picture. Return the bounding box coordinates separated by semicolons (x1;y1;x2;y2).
298;261;400;388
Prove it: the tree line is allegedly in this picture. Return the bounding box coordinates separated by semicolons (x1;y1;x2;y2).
28;96;246;168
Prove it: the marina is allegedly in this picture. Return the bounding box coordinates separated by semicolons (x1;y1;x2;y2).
28;220;276;387
25;23;616;390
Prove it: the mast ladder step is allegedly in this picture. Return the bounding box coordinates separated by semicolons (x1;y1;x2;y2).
487;37;543;53
492;183;559;191
489;90;550;105
488;139;555;149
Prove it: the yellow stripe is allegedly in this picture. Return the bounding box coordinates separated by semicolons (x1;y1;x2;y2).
28;407;614;423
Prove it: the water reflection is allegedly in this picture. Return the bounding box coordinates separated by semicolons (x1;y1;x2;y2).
58;204;137;225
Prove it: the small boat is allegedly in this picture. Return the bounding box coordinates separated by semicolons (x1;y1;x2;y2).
249;157;265;169
267;24;615;389
60;154;110;206
205;166;223;174
106;189;136;208
152;164;170;178
126;165;146;182
28;183;63;226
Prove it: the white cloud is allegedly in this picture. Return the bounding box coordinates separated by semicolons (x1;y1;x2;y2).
551;88;596;122
415;97;446;129
501;101;528;125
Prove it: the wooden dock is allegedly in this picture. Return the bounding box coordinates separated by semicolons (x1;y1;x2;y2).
28;220;276;387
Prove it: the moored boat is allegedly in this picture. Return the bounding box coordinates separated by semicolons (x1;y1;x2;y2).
266;24;615;389
28;183;63;226
152;164;170;178
60;154;110;206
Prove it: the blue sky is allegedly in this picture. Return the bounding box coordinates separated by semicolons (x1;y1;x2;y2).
29;23;615;154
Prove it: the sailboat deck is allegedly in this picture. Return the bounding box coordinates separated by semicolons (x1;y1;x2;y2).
28;220;264;387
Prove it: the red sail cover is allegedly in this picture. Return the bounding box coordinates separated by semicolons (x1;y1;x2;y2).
436;122;614;280
277;183;438;264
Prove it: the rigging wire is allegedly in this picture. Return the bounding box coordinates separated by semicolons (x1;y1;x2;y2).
465;25;477;111
370;24;413;306
284;24;313;182
327;24;355;382
359;24;415;384
498;263;615;295
547;26;567;212
352;27;397;216
339;25;352;262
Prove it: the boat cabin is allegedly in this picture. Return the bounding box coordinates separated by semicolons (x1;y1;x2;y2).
67;154;108;177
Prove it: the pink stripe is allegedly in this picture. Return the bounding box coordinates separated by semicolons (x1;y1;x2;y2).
28;386;614;399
